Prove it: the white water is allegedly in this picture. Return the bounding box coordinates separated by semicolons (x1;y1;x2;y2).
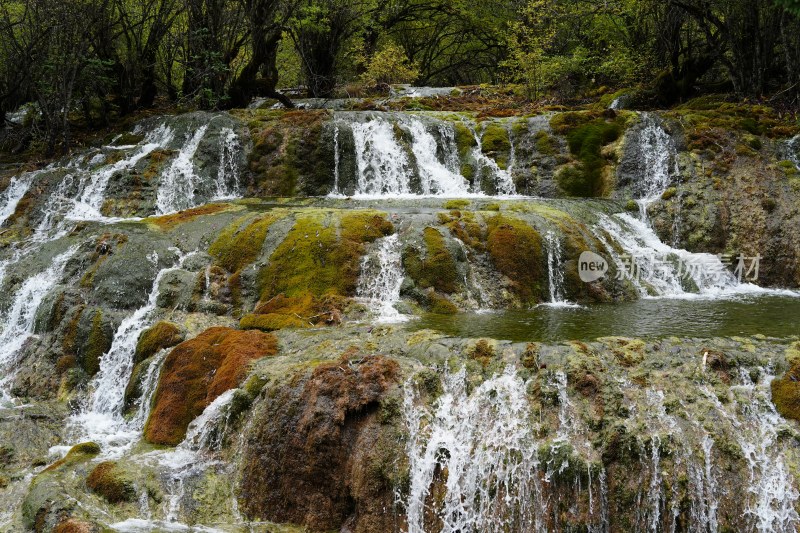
352;118;413;196
346;114;517;197
332;122;341;195
212;127;241;199
156;126;209;214
634;114;676;219
0;246;77;403
732;369;800;532
70;249;190;456
543;231;576;307
356;234;407;322
469;123;516;195
0;173;34;226
69;124;174;221
403;117;470;195
404;367;543;533
135;389;236;527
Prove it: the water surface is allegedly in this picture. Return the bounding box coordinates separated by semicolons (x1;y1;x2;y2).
411;294;800;342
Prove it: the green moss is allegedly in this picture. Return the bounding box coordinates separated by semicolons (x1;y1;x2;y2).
43;442;100;472
134;321;184;366
240;313;309;331
480;123;510;153
600;337;646;366
661;187;677;201
443;199;471;210
86;461;135;503
772;364;800;421
428;292;458;314
84;311;110;376
453;122;477;158
558;119;622;197
535;130;557;156
484;202;501;211
259;209;393;300
486;215;544;303
209;213;282;273
624;199;639;212
438;210;485;251
403;227;460;294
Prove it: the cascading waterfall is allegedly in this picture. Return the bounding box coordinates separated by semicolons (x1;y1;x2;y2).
403;117;470;195
352;117;413;196
0;246;77;403
356;233;407;322
634;114;676;220
122;389;237;530
345;114;517;197
403;367;545;533
212;127;241;199
468;123;516;196
332;122;341;195
156;125;209;214
731;369;800;532
543;231;573;306
403;365;799;533
70;249;191;454
597;213;741;297
0;173;34;226
70;124;175;221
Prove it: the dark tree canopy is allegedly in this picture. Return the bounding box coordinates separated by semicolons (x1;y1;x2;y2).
1;0;799;153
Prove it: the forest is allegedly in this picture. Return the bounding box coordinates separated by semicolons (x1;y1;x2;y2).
2;0;800;154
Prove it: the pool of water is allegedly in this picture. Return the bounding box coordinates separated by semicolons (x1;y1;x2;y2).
410;294;800;342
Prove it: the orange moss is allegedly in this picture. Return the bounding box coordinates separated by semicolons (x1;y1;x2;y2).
54;519;94;533
148;203;231;231
145;327;278;445
486;215;544;303
86;461;134;503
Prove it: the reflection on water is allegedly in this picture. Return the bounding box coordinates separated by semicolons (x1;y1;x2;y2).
411;295;800;342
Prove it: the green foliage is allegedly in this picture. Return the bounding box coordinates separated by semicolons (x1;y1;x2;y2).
359;43;419;89
557;118;622;197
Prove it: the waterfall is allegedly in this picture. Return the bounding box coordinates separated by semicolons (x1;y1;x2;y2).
634;114;676;220
595;213;777;299
129;350;168;430
543;231;575;307
356;233;407;323
468;123;516;196
733;369;800;532
70;124;174;221
212;127;241;200
352;117;412;196
332;122;341;195
156;125;209;214
0;173;34;226
0;246;77;403
788;134;800;170
70;249;191;455
403;117;470;195
404;367;544;533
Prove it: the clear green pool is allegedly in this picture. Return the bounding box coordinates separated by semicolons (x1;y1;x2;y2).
411;294;800;342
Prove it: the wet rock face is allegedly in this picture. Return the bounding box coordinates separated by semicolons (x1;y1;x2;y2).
239;353;402;532
144;326;278;445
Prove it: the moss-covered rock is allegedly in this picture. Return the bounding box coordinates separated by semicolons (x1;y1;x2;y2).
486;215;544;303
771;363;800;421
258;209;393;301
133;321;184;366
403;227;460;294
145;327;278;445
86;461;135;503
